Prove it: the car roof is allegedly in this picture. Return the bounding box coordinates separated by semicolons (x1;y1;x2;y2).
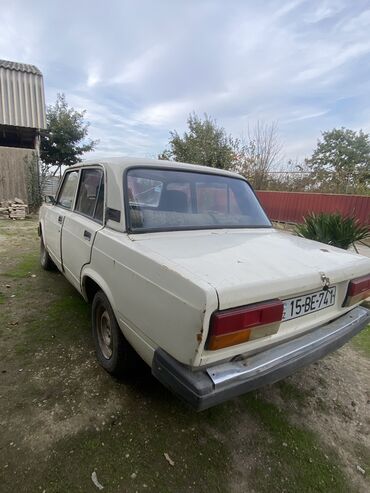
70;156;242;179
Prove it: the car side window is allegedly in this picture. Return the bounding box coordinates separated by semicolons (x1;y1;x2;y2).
75;168;104;221
57;171;79;209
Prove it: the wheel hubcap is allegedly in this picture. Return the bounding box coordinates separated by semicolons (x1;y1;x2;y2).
97;308;113;359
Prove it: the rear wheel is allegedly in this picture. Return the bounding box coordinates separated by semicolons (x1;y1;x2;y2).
40;236;55;270
92;290;138;376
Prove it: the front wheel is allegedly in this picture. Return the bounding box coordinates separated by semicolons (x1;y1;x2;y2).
92;290;138;376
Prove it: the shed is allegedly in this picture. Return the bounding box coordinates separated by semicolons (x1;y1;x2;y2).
0;59;46;203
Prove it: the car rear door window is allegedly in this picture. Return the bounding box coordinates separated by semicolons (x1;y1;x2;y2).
75;168;104;222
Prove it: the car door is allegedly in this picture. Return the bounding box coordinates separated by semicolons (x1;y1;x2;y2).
43;169;80;270
61;167;105;290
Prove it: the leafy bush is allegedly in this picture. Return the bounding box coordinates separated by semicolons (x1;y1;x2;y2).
26;153;42;210
295;212;370;250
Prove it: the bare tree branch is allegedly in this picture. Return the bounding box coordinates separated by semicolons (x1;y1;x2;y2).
237;121;283;189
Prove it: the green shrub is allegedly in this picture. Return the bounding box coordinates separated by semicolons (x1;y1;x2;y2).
295;212;370;249
26;153;42;210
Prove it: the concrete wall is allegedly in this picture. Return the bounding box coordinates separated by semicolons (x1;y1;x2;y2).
0;146;35;202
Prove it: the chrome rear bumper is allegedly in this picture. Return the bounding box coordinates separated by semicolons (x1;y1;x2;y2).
152;306;370;411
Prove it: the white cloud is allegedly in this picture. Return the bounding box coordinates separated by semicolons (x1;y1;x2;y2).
303;1;345;23
134;100;192;126
294;41;370;83
282;109;330;124
86;64;101;88
110;45;164;86
2;0;370;162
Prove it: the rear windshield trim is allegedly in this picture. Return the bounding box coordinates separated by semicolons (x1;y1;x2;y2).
123;165;272;234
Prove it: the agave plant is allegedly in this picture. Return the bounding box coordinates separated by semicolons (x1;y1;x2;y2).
295;212;370;250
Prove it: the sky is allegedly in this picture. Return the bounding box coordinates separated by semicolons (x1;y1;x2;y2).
1;0;370;165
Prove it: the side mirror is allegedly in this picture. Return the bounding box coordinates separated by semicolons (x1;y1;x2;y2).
44;195;56;204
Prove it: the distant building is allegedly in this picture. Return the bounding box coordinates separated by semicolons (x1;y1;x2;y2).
0;59;46;202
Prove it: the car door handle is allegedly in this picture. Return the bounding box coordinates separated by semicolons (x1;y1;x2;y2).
58;215;63;224
84;230;91;241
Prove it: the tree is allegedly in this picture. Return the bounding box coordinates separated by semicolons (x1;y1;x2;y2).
158;113;238;170
306;127;370;194
40;93;98;177
25;153;42;210
236;121;283;190
262;159;313;192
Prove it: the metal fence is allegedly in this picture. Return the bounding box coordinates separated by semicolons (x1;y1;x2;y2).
256;190;370;226
42;176;60;196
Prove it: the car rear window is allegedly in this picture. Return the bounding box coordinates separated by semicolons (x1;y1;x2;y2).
125;168;271;232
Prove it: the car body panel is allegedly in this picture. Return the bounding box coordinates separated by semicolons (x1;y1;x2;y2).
87;228;218;365
42;204;65;269
62;212;103;290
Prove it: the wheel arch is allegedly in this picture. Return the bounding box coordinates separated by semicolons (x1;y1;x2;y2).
38;219;46;242
81;268;116;311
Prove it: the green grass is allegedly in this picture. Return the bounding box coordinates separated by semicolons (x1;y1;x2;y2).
240;394;349;492
0;218;367;493
1;373;233;493
352;324;370;358
278;380;312;405
2;417;232;493
14;288;90;356
4;251;39;278
56;413;229;492
355;443;370;482
0;225;15;236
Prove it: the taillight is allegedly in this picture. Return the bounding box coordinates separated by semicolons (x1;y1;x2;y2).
343;274;370;307
207;299;284;350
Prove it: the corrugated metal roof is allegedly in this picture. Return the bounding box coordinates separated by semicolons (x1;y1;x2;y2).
0;59;46;129
0;59;42;75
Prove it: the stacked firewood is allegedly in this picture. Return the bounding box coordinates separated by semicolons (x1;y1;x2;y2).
0;198;28;220
0;204;8;219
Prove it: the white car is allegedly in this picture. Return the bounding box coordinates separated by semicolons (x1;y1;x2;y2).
39;158;370;410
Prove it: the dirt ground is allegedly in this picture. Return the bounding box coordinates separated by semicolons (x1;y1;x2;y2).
0;218;369;493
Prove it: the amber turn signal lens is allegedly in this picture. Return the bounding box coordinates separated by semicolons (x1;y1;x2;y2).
207;329;251;350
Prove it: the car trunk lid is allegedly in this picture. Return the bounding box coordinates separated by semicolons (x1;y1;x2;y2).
130;228;370;309
130;228;370;365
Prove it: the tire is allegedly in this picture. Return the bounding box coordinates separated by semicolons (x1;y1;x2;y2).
92;290;138;376
40;236;55;270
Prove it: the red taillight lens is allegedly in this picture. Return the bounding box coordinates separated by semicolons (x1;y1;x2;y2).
343;274;370;307
207;299;283;350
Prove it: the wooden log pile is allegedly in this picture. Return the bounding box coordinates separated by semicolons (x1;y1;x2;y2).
0;198;28;220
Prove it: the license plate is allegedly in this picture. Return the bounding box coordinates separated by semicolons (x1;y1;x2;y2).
282;286;336;321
